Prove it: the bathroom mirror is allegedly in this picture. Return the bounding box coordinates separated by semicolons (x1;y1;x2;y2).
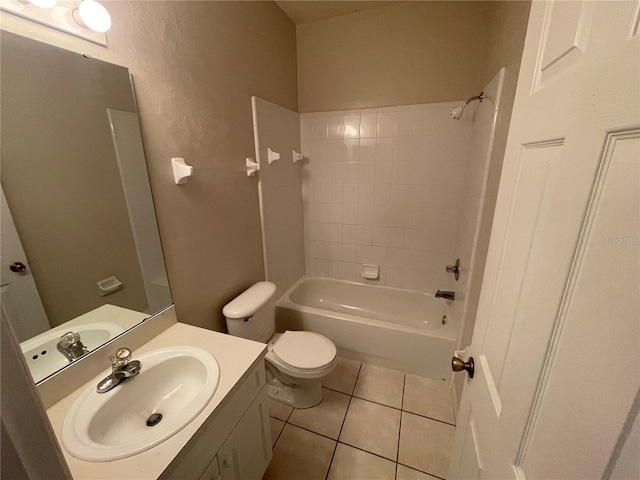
0;31;172;384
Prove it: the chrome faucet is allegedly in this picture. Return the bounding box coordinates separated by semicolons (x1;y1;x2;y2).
96;347;141;394
435;290;455;301
57;331;88;362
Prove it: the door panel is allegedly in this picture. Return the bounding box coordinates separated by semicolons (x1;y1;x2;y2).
518;130;640;479
482;141;562;393
450;1;640;479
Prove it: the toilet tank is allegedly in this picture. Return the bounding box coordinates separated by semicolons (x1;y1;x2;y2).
223;281;276;343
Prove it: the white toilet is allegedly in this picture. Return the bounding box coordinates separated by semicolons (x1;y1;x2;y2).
223;281;337;408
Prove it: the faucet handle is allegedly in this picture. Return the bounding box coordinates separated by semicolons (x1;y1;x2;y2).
59;331;81;348
110;347;132;369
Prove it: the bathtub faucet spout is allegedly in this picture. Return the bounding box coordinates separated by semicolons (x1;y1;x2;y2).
435;290;455;301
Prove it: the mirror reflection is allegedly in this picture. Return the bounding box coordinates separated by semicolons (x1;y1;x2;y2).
0;32;172;383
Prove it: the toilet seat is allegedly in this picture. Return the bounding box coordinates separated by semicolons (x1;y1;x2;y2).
267;331;337;378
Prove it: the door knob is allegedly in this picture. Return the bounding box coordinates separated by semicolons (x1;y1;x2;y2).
10;262;26;273
452;356;474;378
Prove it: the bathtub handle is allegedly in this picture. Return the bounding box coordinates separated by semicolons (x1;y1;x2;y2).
452;356;474;378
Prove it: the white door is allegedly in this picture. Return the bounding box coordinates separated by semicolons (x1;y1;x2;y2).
449;2;640;479
0;187;49;341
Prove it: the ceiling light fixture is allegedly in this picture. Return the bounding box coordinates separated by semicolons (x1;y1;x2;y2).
72;0;111;33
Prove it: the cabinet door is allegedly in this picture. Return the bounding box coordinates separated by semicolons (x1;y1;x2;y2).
218;387;272;480
198;455;221;480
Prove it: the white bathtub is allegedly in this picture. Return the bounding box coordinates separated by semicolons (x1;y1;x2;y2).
276;277;457;380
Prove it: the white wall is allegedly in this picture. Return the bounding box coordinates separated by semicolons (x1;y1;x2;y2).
252;97;305;299
300;102;475;292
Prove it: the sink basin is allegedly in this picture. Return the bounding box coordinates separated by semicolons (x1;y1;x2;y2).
21;322;125;383
62;346;220;461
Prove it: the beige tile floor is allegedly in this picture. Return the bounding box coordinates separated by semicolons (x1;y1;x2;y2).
263;358;456;480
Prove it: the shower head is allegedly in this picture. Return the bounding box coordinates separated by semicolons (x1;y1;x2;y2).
449;91;485;121
449;105;465;120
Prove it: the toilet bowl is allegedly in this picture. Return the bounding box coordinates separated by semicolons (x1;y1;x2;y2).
223;282;337;408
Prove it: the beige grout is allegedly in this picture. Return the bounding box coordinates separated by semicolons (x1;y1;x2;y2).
269;359;454;480
323;362;362;480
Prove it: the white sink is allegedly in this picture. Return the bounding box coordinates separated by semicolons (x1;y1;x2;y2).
62;346;220;461
21;322;125;383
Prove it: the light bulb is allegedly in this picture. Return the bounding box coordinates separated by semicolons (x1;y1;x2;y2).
76;0;111;32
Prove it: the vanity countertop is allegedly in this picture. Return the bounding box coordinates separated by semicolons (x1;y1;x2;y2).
46;322;267;480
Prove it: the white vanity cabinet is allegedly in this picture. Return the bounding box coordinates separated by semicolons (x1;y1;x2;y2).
161;361;272;480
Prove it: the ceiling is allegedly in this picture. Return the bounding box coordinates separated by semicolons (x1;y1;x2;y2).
274;1;408;25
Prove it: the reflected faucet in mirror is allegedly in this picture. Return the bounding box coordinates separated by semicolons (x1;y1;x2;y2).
57;331;89;362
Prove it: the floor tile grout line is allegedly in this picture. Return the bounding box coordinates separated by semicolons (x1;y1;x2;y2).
284;422;339;443
397;461;447;480
272;421;286;447
402;409;456;427
273;423;427;472
268;398;456;426
347;394;456;427
337;440;398;464
323;385;355;396
395;374;406;479
325;362;362;480
269;360;455;478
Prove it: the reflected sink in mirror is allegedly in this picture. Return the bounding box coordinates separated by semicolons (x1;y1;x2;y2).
20;305;148;383
22;321;124;384
62;346;220;461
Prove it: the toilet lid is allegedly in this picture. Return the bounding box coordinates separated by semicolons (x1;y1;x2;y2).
272;331;336;370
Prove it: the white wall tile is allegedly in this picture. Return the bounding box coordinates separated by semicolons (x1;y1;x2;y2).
357;205;374;225
356;225;372;245
394;110;414;136
360;139;376;162
393;137;415;162
344;115;361;139
343;225;358;244
413;109;435;136
372;226;388;247
356;245;372;263
329;260;342;278
373;205;390;226
377;112;395;138
343;205;358;225
343;244;357;262
343;163;359;184
328;116;344;139
374;162;394;185
387;228;405;248
381;266;402;287
357;184;375;205
311;116;329;140
358;163;375;184
375;138;394;163
387;248;404;268
301;100;474;290
344;139;361;163
360;114;378;138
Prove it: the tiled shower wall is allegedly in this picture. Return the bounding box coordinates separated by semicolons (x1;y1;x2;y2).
300;102;475;292
252;97;305;299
